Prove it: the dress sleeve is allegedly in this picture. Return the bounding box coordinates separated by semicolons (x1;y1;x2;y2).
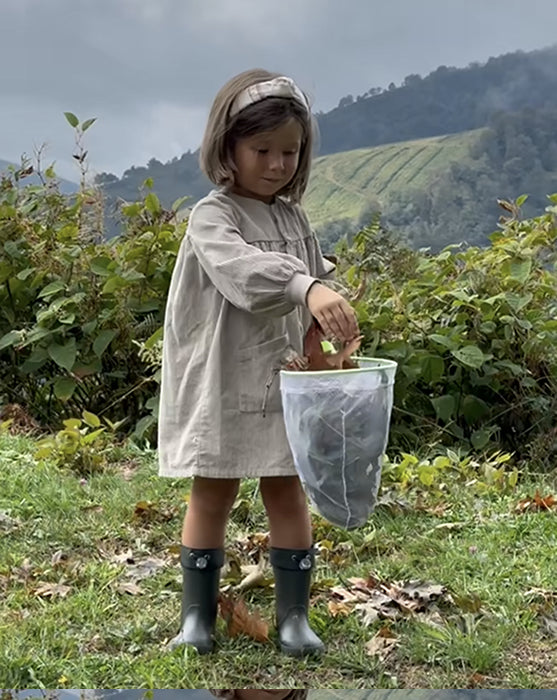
187;198;318;317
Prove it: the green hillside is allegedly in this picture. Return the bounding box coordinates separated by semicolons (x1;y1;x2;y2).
305;130;481;228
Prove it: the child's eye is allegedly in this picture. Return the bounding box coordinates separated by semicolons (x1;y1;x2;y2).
256;148;269;154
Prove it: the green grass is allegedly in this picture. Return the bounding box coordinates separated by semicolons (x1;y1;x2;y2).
1;431;556;689
304;130;483;228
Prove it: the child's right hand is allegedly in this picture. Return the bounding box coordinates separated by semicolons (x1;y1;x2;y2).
306;283;360;342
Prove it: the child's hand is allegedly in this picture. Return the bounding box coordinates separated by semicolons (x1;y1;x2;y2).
306;283;360;342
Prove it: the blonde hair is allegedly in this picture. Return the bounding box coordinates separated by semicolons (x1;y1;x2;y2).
209;692;308;700
200;68;316;204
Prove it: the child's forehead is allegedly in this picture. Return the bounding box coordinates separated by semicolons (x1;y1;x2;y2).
244;120;303;142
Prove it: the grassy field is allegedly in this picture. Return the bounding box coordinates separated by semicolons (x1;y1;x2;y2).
1;431;556;690
304;130;483;228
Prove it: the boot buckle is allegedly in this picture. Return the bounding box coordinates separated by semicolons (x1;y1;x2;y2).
190;552;209;569
298;555;312;570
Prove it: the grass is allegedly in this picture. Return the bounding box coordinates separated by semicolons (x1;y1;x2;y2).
304;130;484;228
1;431;556;689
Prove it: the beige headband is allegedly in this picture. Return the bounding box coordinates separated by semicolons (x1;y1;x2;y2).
229;76;309;118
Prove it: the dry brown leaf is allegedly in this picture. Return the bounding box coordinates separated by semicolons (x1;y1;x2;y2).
116;581;144;595
34;582;71;598
365;627;399;660
515;490;557;513
235;558;270;593
51;550;69;567
219;592;269;643
133;499;175;523
124;556;167;582
110;548;135;565
328;600;351;617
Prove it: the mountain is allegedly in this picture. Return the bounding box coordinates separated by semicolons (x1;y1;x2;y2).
316;44;557;155
91;45;557;248
309;106;557;251
0;158;78;195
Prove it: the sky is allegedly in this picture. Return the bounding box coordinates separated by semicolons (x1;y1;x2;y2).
1;0;557;182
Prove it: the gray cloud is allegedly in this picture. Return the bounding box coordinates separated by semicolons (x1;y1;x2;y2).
1;0;557;180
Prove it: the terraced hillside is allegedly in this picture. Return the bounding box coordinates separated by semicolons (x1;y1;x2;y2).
305;129;482;228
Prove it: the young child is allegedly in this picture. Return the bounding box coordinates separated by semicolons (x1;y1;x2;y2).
158;68;360;657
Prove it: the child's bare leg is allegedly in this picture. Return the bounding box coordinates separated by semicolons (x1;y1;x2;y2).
181;476;240;548
259;475;312;548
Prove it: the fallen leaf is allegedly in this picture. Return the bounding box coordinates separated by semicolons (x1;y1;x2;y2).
133;500;175;522
116;581;144;595
110;548;135;565
398;580;446;604
523;587;557;601
542;609;557;638
328;600;351;617
235;558;271;593
364;627;399;660
0;510;21;530
34;582;71;598
51;550;69;567
515;490;556;513
124;556;167;582
219;592;269;643
467;672;487;688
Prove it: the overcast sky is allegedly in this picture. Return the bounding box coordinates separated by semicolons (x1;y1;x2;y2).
1;0;557;182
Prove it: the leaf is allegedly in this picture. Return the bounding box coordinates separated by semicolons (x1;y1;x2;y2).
116;581;144;595
64;112;79;128
81;117;97;132
451;345;488;369
235;558;271;593
82;410;101;428
93;329;117;357
34;582;71;598
328;600;351;617
471;429;491;450
0;330;22;350
218;592;270;642
364;627;399;660
38;281;65;298
505;291;533;313
145;192;161;214
509;258;532;284
431;394;456;422
90;256;113;276
515;491;556;513
53;377;77;401
48;339;77;372
420;354;445;383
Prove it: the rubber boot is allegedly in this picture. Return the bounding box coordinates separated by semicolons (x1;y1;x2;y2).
168;546;225;654
270;546;326;656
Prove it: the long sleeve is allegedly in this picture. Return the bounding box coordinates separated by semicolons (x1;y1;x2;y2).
187;198;318;317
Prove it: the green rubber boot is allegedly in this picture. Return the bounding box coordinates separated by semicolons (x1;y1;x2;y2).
168;546;224;654
270;546;326;656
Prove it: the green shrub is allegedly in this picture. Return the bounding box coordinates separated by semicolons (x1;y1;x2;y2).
336;198;557;465
0;116;187;442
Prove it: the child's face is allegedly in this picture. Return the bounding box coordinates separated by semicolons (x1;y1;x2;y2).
234;691;292;700
231;118;303;203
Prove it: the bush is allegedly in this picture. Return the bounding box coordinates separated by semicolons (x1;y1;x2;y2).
0;122;187;443
335;198;557;466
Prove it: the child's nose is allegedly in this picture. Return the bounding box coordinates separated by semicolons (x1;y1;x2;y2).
268;152;285;170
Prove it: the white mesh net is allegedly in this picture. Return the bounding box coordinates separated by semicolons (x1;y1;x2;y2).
280;358;397;529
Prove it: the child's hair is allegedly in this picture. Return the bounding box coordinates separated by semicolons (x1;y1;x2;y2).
200;68;316;204
208;692;308;700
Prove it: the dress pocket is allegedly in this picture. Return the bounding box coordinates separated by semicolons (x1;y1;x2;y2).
238;334;289;414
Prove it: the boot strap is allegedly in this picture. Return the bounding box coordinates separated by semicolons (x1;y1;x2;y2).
270;546;315;571
180;546;225;571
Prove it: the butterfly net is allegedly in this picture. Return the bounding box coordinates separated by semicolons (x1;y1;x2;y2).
280;358;397;529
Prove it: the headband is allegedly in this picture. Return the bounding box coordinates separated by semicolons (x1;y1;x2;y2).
229;76;309;118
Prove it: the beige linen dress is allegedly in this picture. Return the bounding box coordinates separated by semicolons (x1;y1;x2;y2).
158;188;335;479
